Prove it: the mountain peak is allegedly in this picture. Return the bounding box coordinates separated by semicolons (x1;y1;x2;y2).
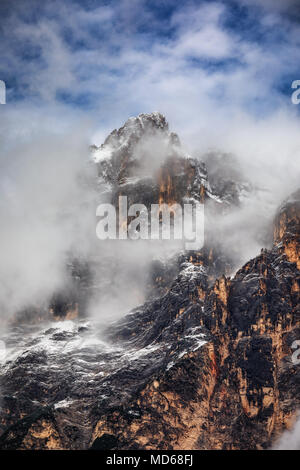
91;112;175;164
133;111;168;131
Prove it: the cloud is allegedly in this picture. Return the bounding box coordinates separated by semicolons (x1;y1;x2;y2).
0;103;96;317
170;2;236;60
1;0;299;119
0;0;300;318
273;415;300;449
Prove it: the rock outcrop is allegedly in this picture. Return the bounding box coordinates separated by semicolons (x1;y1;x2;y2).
0;114;299;450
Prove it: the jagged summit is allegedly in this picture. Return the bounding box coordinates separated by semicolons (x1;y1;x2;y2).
130;111;169;131
91;112;180;164
91;111;210;209
91;113;253;212
121;111;169;133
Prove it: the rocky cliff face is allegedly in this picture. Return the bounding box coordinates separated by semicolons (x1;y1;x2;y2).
0;114;299;450
89;189;300;450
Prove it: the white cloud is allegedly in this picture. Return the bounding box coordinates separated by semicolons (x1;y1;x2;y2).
169;2;235;59
1;0;300;318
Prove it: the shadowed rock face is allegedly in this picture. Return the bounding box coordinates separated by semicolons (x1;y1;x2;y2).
89;191;300;451
0;189;299;450
0;115;299;450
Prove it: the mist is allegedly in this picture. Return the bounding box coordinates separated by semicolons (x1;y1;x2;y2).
273;415;300;450
185;107;300;270
1;103;300;326
0;106;96;321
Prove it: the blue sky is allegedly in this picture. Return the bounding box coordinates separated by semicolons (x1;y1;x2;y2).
0;0;300;152
1;0;300;121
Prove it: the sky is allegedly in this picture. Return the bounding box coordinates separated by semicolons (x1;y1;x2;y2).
1;0;300;138
0;0;300;317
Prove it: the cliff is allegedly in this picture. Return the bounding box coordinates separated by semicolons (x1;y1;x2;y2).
0;114;299;450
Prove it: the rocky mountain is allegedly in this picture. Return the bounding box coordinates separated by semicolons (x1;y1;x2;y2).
92;112;208;212
49;112;245;320
0;113;299;450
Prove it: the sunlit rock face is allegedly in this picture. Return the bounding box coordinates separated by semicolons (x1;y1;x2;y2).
274;189;300;270
0;114;299;450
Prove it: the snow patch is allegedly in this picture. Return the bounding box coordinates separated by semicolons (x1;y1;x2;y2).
54;398;75;410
